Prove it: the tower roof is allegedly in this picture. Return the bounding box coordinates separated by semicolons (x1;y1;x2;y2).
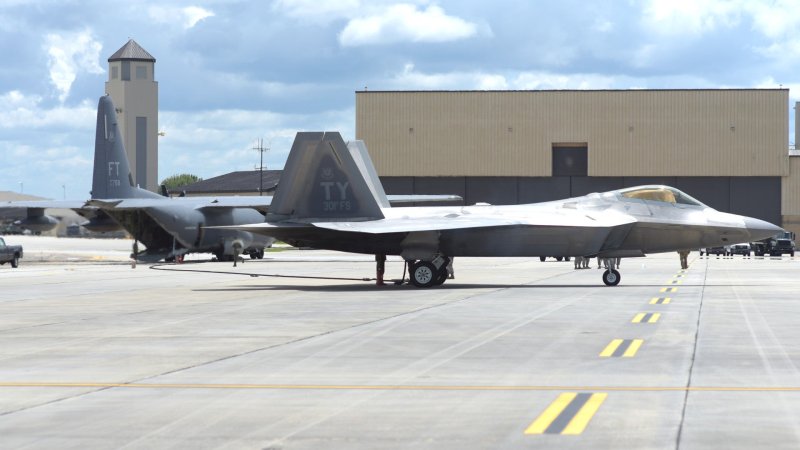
108;39;155;62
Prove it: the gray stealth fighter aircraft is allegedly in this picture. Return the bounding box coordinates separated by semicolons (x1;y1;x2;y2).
214;131;783;287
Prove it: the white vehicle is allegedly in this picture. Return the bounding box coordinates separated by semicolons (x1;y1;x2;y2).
730;243;751;256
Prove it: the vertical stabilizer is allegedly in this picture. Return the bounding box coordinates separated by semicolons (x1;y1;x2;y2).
268;132;384;222
347;140;391;208
91;96;159;199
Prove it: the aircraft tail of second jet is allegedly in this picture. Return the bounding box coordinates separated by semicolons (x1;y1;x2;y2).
91;95;160;200
267;132;385;222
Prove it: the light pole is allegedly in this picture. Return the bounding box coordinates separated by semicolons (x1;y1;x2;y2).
18;181;22;194
62;184;66;200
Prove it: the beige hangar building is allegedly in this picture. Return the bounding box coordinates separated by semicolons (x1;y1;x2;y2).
355;89;800;236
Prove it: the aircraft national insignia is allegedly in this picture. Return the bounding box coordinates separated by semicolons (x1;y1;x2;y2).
321;167;334;180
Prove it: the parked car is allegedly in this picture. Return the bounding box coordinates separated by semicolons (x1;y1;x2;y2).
729;243;751;256
0;236;23;268
539;256;571;262
700;246;727;256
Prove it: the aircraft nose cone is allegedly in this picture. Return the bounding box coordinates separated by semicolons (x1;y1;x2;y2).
744;216;783;241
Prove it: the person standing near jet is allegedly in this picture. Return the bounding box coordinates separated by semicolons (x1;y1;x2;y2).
678;250;689;269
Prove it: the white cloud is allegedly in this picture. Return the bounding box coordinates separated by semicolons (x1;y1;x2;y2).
158;107;354;177
272;0;361;23
339;4;479;46
0;91;96;128
745;1;800;60
747;1;800;39
388;63;502;89
389;64;626;91
512;72;619;90
593;18;614;33
642;0;742;35
147;5;215;29
43;29;104;103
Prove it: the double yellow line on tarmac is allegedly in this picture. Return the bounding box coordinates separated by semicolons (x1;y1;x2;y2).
524;393;607;435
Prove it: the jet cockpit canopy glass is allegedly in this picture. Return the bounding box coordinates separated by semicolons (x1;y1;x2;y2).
619;186;706;207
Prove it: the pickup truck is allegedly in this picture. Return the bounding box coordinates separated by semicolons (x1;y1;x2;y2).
0;236;23;268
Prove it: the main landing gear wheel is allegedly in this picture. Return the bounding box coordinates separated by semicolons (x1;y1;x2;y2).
602;269;621;286
410;261;437;288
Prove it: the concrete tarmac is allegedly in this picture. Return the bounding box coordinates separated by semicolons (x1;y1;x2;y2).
1;237;800;449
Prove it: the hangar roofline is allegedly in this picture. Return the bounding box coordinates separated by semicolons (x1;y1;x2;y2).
355;88;788;93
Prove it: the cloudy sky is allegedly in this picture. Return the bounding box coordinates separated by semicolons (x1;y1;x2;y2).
2;0;800;199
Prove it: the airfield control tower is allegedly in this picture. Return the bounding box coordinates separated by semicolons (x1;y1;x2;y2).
105;39;158;192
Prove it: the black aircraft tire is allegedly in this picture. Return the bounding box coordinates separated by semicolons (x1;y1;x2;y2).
556;256;563;262
410;261;437;288
249;252;258;260
602;269;621;286
539;256;546;262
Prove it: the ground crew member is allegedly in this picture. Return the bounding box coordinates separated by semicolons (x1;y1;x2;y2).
376;254;386;285
678;250;689;269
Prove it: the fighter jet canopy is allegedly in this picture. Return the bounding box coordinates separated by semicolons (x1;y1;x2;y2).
618;185;706;207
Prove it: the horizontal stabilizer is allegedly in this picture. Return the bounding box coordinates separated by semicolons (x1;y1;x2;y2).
83;196;273;211
386;194;462;204
1;200;92;209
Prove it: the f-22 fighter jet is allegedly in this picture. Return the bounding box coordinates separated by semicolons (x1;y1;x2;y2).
216;132;783;287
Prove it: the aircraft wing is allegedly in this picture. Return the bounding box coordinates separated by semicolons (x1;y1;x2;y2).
219;209;636;235
0;200;92;209
311;210;635;234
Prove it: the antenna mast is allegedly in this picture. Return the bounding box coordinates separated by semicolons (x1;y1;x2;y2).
253;138;269;196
